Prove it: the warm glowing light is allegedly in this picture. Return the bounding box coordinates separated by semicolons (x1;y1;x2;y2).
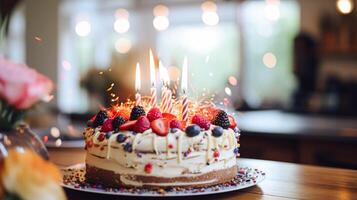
115;38;132;54
153;16;169;31
168;66;181;81
75;20;91;37
153;4;169;16
201;1;217;12
115;9;129;19
149;49;156;86
263;52;277;68
228;76;237;86
225;87;232;96
114;18;130;33
264;4;280;21
62;60;71;71
181;57;188;93
55;138;62;147
336;0;354;14
50;127;60;138
135;62;141;92
159;61;170;85
202;11;219;26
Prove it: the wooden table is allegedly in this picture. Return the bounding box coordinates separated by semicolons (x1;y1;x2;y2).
50;149;357;200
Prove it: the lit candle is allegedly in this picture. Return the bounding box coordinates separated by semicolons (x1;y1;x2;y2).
135;62;141;106
159;61;171;112
149;49;157;107
181;56;188;121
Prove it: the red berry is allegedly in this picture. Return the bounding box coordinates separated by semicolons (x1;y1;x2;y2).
170;119;183;130
97;133;106;142
162;113;176;120
228;115;237;129
150;118;170;136
144;163;153;173
133;116;150;133
119;120;137;131
213;150;220;158
101;119;113;132
191;114;211;130
168;144;174;149
147;107;162;122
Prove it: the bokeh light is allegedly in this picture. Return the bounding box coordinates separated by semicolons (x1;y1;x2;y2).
153;4;169;16
225;87;232;96
202;11;219;26
264;4;280;21
75;20;91;37
153;16;170;31
115;8;129;19
201;1;217;12
168;66;181;81
336;0;354;14
228;76;237;86
263;52;277;68
115;38;132;54
114;18;130;33
62;60;72;71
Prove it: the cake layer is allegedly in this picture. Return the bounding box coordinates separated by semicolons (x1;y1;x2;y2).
85;164;238;188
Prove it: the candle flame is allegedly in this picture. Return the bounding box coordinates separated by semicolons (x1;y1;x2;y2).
159;60;170;86
149;49;156;87
135;62;141;91
181;56;188;93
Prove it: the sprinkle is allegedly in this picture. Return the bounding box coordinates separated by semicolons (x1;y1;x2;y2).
168;144;173;149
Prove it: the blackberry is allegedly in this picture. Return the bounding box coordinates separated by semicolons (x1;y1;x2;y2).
112;116;126;131
185;125;200;137
212;110;230;129
130;106;146;120
212;126;223;137
93;110;108;127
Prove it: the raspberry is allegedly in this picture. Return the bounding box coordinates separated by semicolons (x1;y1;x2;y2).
147;107;162;122
130;106;146;120
133;116;150;133
97;133;105;142
101;119;113;132
144;163;153;173
212;110;230;129
170;119;183;130
191;114;210;130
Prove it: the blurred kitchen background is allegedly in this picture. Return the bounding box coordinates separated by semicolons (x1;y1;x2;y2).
1;0;357;169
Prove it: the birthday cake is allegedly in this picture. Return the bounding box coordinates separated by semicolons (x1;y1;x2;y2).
83;101;240;189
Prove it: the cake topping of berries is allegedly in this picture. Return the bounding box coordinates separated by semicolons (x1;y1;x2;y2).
133;116;150;133
212;126;224;137
147;107;162;122
151;118;170;136
101;119;113;132
112;116;126;131
93;110;108;127
116;134;127;143
162;113;176;120
191;114;210;130
212;110;230;129
170;119;183;130
144;163;153;173
130;106;146;120
119;120;137;131
228;115;237;129
97;133;106;142
185;125;201;137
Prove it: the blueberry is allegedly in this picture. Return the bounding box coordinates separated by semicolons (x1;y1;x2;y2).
116;134;126;143
171;128;179;133
123;143;133;152
185;125;201;137
234;147;239;154
105;132;112;139
212;126;224;137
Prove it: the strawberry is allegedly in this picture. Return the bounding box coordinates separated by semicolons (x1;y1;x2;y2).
162;113;176;120
150;118;170;136
101;119;113;132
170;119;184;130
191;114;211;130
119;120;137;131
133;116;150;133
228;115;237;129
147;107;162;122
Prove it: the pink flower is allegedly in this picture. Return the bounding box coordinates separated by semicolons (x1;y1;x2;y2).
0;57;53;110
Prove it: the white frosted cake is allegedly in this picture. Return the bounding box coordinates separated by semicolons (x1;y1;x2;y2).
83;104;240;188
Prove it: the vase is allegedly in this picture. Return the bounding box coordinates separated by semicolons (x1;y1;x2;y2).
0;123;49;160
